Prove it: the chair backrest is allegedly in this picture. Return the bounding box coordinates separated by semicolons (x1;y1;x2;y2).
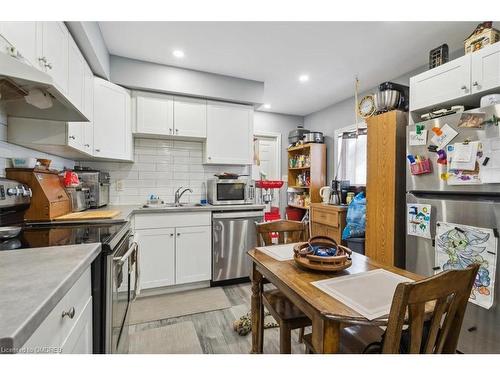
382;264;479;354
255;219;307;246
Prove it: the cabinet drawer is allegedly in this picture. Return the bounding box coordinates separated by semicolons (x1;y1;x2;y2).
311;222;341;243
134;212;211;230
22;268;91;351
311;208;339;227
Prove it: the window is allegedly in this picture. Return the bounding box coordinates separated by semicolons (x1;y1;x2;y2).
335;123;367;186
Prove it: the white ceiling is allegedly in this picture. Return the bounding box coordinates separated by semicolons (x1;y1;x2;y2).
99;21;480;116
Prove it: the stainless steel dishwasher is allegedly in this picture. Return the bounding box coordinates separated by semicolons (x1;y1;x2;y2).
212;210;264;285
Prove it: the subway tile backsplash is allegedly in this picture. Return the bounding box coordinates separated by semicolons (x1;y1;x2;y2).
79;138;250;205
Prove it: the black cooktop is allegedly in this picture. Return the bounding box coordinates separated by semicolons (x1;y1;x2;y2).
0;222;128;251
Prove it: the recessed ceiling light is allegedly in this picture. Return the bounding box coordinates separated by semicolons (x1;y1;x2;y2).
263;104;271;109
173;50;185;58
298;74;309;83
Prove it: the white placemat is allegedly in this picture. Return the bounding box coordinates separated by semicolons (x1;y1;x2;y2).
312;269;413;320
256;243;297;261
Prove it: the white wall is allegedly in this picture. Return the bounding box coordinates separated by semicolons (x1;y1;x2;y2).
110;55;264;105
0;105;75;177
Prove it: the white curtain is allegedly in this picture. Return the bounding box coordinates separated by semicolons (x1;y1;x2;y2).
336;127;367;185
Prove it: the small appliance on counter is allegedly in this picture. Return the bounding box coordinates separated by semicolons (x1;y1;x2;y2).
288;124;310;146
65;186;91;212
207;177;255;205
374;81;409;114
303;131;324;144
5;168;70;221
73;166;110;208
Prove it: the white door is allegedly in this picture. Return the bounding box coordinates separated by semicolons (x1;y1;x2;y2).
93;77;132;160
61;297;93;354
82;64;94;155
205;101;253;164
135;93;174;136
255;135;280;207
0;21;40;68
42;22;69;94
136;228;175;289
409;54;471;111
173;97;207;138
175;226;211;284
471;42;500;94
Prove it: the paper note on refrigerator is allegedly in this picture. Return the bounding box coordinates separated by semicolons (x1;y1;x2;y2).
449;141;479;171
407;204;432;239
479;137;500;184
435;221;497;309
446;142;482;185
409;130;427;146
431;124;458;150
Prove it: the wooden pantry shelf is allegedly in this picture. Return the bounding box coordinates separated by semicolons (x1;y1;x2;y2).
287;143;312;152
288;186;310;189
288;166;311;170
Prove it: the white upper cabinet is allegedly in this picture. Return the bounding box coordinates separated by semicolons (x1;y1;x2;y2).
0;21;41;67
173;97;207;138
471;42;500;94
135;92;174;136
410;55;471;111
204;101;253;165
41;22;69;95
67;37;85;112
82;64;94;155
93;77;133;161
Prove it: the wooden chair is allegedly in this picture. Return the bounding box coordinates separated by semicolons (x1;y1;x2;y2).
255;219;311;354
303;264;479;354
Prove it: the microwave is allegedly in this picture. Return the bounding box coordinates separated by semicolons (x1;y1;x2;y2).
207;178;255;205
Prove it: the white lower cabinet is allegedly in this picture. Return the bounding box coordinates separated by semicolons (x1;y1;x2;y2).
135;213;212;290
21;267;92;354
175;226;212;284
135;228;176;289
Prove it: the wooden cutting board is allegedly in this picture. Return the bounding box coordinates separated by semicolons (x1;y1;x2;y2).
53;210;121;221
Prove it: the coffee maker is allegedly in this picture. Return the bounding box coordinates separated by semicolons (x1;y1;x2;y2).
330;180;350;205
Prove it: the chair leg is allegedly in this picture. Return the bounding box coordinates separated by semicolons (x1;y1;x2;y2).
298;327;305;343
279;323;292;354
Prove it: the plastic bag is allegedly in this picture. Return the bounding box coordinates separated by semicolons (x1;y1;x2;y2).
342;192;366;240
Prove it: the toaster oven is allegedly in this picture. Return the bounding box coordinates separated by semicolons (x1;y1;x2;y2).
207;178;255;205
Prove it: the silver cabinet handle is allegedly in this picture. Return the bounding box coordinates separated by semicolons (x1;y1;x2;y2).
95;149;100;152
169;128;173;134
177;232;180;236
208;156;212;160
175;129;179;134
170;233;174;237
38;56;47;63
68;135;76;140
473;81;479;87
62;307;75;319
84;144;90;147
460;85;467;90
45;62;53;70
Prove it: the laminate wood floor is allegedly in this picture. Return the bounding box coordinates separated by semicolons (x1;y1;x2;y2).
128;282;308;354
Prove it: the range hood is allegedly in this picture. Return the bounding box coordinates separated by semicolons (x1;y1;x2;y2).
0;52;88;122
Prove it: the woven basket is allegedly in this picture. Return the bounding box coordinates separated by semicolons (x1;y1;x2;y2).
293;236;352;272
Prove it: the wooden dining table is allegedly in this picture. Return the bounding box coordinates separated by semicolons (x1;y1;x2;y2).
248;247;425;354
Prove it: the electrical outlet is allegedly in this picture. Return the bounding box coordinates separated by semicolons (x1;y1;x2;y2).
116;179;124;192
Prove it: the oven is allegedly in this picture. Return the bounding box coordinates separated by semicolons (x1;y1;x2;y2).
207;178;255;205
105;229;138;353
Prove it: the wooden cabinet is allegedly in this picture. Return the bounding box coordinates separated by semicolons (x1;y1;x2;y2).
134;92;174;136
22;268;92;354
0;21;41;68
175;226;211;284
41;22;69;95
173;96;207;138
365;111;407;267
410;55;471;111
310;203;347;245
93;77;133;161
135;228;176;289
471;42;500;94
204;100;253;165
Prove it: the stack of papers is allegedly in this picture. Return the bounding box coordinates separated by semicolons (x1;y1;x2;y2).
312;269;413;320
256;243;296;261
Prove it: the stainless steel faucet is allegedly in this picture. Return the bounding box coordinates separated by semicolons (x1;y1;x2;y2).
174;187;193;206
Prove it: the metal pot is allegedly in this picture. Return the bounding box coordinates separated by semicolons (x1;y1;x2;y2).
288;124;310;144
374;89;400;112
303;132;324;144
0;226;22;239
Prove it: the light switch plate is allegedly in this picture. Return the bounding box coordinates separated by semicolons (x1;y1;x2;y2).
116;179;124;191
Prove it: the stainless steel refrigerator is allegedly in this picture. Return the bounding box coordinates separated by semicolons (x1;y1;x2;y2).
406;104;500;353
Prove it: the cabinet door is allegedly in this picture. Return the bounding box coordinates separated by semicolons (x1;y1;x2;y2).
42;22;69;94
471;42;500;94
175;226;211;284
82;64;94;155
135;93;174;136
205;101;253;164
136;228;175;289
173;97;207;138
0;21;40;68
61;297;93;354
67;37;85;112
93;77;132;160
409;55;471;111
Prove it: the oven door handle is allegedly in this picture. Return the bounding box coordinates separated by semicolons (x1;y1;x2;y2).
113;241;137;265
132;240;140;301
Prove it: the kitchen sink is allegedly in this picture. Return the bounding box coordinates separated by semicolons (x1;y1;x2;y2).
141;203;204;209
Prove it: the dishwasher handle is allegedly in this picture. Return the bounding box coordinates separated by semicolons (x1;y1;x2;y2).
212;211;264;220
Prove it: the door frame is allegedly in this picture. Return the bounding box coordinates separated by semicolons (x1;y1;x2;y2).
253;131;282;181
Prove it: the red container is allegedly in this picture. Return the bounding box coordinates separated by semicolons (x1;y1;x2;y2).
255;180;284;189
286;206;305;221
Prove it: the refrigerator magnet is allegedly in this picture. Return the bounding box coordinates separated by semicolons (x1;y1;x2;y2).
431;124;458;150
